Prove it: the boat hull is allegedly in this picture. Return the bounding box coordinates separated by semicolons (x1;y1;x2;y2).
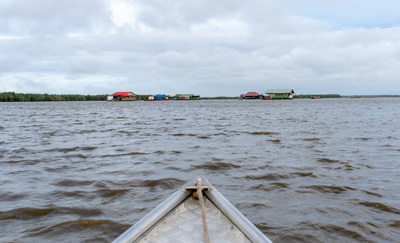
113;177;272;243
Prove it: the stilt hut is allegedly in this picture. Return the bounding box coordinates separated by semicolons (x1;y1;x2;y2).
174;94;200;100
240;92;263;99
109;92;137;101
265;89;295;99
155;94;169;100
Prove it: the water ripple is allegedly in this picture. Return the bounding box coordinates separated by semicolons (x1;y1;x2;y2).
1;99;400;242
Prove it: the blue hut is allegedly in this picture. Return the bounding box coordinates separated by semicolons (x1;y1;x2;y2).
154;94;169;100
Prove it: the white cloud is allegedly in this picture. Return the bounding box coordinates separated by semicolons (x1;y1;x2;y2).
110;0;140;29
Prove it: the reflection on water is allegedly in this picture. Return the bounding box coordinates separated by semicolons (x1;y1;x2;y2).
1;99;400;242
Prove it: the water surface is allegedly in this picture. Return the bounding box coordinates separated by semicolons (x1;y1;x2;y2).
1;99;399;242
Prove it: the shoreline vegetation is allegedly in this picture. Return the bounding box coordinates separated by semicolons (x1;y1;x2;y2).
0;92;107;102
0;92;399;102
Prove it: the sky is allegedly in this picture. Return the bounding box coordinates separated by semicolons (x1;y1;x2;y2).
1;0;400;96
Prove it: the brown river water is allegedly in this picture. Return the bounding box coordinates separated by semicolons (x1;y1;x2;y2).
1;99;399;242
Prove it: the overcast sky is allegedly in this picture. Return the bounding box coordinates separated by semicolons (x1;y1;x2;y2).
1;0;400;96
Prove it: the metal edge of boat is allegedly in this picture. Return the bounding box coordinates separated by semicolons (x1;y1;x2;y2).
113;177;272;243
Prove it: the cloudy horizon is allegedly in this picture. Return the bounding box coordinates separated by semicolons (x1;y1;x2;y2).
1;0;400;96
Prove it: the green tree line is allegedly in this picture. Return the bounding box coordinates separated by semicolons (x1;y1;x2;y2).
294;94;342;98
0;92;107;102
135;95;152;101
201;96;239;99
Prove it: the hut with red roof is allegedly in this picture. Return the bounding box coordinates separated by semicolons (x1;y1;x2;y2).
240;92;264;99
107;92;137;101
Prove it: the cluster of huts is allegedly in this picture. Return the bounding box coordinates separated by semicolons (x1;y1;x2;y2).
107;92;200;101
107;89;295;101
240;89;295;100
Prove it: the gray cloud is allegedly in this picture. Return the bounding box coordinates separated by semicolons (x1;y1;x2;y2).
0;0;112;35
1;0;400;96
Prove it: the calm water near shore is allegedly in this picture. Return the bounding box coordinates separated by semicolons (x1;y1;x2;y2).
1;98;400;242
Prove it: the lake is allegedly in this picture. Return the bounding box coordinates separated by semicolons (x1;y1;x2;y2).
1;98;399;242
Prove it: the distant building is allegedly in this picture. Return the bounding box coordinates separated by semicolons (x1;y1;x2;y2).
175;94;190;100
240;92;263;99
174;94;200;100
265;89;295;99
108;92;137;101
155;94;169;100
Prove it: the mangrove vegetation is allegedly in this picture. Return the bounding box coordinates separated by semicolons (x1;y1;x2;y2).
0;92;107;102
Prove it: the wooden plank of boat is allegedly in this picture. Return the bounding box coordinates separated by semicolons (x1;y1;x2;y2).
113;177;272;243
